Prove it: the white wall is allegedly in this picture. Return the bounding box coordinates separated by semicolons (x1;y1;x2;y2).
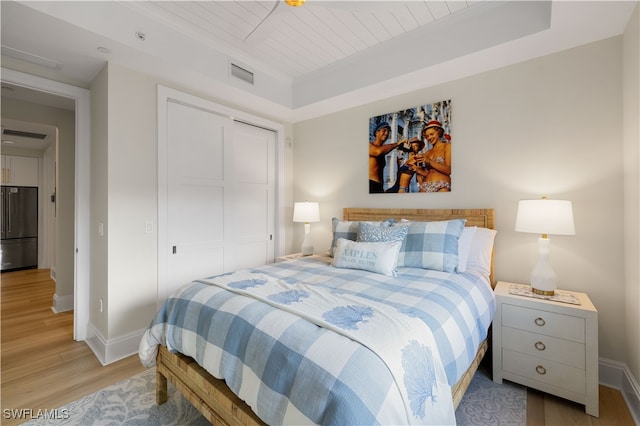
282;123;297;256
293;37;628;366
106;64;159;339
87;63;160;357
623;3;640;384
89;66;109;337
86;62;160;348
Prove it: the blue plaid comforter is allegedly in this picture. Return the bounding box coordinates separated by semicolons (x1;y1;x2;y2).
139;256;495;425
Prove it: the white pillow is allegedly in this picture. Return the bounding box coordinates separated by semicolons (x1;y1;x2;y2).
457;226;477;273
465;227;497;277
332;238;402;277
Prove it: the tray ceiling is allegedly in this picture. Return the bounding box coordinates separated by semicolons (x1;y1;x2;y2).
1;1;637;121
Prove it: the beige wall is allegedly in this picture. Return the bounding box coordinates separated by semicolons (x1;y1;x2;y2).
89;65;109;337
293;37;630;368
106;64;158;338
88;63;160;340
1;97;75;298
623;3;640;384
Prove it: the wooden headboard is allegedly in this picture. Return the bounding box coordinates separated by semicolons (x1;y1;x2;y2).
343;208;496;286
343;208;494;228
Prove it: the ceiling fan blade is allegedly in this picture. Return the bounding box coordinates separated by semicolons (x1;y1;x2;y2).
306;0;393;13
244;1;284;44
243;0;391;45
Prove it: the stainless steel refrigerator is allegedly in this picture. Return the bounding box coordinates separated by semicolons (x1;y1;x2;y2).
1;186;38;271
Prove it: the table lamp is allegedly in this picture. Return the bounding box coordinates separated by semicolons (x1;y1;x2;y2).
515;197;575;295
293;201;320;256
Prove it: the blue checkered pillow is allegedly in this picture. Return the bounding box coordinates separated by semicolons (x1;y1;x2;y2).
330;218;391;257
395;219;466;272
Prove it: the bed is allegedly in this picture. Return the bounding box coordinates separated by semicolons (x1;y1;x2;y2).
139;208;497;425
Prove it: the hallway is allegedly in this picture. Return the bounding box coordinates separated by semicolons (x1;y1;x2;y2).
0;269;144;425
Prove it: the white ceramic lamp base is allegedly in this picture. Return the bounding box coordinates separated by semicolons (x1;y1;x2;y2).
301;223;313;256
530;237;557;296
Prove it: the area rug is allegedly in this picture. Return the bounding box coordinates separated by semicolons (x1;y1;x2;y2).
25;367;525;425
456;368;526;425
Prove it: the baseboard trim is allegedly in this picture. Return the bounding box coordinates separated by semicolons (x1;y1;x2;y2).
51;292;73;313
85;324;145;366
599;358;640;424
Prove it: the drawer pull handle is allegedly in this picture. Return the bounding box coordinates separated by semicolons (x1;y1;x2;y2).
536;365;547;375
534;317;546;326
535;341;546;351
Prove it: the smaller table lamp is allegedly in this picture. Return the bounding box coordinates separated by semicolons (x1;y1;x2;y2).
293;201;320;256
515;197;575;295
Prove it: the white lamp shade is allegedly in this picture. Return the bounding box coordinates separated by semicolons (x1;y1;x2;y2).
515;199;575;236
293;201;320;223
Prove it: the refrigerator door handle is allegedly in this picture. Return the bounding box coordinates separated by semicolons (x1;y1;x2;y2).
6;190;11;233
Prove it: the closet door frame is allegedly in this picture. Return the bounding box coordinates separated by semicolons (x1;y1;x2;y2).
157;85;285;304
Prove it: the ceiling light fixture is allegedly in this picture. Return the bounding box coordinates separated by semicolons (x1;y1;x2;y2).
284;0;305;6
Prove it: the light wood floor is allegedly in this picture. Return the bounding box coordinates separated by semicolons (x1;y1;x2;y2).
1;269;146;426
1;269;636;425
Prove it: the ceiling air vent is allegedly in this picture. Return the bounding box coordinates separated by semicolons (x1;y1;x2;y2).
3;129;47;139
230;63;254;85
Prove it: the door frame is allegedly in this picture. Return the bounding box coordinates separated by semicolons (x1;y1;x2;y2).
157;85;285;305
2;68;91;341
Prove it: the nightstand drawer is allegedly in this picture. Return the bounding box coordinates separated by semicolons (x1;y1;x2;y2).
502;327;585;369
502;303;585;343
502;349;586;395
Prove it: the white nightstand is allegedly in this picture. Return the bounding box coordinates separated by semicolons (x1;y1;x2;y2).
492;281;599;417
275;253;305;263
275;253;329;263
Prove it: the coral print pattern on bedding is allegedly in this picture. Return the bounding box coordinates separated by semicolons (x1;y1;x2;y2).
204;270;456;424
139;253;496;425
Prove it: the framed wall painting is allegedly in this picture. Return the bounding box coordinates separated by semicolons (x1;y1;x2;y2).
369;99;451;194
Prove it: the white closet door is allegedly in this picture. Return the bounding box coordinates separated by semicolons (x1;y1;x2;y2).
228;121;275;270
166;101;228;298
161;101;276;301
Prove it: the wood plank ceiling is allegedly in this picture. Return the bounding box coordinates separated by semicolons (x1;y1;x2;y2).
125;1;474;79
